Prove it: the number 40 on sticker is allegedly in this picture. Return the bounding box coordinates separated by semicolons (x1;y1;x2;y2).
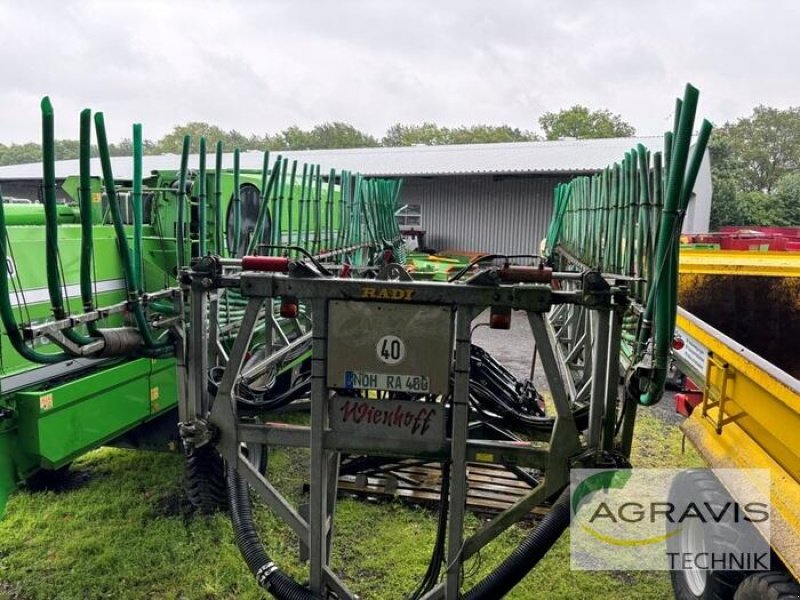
376;335;405;365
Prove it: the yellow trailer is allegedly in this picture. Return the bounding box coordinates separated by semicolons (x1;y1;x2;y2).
670;249;800;598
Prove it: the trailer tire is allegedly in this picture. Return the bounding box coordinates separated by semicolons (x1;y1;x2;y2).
185;446;227;513
668;470;752;600
185;443;267;513
734;572;800;600
25;463;73;491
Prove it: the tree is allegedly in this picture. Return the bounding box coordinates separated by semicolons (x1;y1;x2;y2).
382;123;536;146
709;106;800;228
268;122;378;150
708;133;746;228
155;122;236;154
306;122;378;149
721;105;800;194
0;143;42;166
53;140;81;160
538;105;635;140
383;123;451;146
771;172;800;225
443;124;536;144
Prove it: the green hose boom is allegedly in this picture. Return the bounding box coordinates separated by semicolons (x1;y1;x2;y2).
79;108;100;337
41;97;97;350
543;83;712;407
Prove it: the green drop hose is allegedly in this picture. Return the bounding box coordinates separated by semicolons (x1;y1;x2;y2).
232;148;241;257
79;108;100;337
132;123;144;294
215;141;223;254
177;135;190;268
198;137;207;257
41;97;97;349
95;112;172;352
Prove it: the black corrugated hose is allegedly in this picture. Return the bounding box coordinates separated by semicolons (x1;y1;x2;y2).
462;487;571;600
408;461;451;600
226;463;318;600
228;459;569;600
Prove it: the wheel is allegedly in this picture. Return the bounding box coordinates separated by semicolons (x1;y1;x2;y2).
184;445;227;513
25;463;73;491
668;470;755;600
734;572;800;599
185;443;267;513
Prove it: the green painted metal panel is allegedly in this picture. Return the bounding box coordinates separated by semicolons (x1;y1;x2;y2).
13;358;175;468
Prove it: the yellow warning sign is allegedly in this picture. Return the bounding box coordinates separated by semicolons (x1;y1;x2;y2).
39;393;54;411
150;387;160;412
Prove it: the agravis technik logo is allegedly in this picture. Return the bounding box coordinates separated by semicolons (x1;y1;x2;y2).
570;468;771;571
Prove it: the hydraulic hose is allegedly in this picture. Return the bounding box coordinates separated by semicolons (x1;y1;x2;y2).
254;149;271;252
227;463;318;600
326;168;335;251
0;187;70;363
177;135;190;268
247;157;281;255
198;137;207;257
293;163;304;248
462;487;570;600
95;112;172;353
231;149;241;257
215;141;223;254
41;97;97;350
132;123;145;294
408;462;450;600
284;160;298;251
78;108;100;337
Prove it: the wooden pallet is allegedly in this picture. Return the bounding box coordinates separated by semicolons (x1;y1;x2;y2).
335;460;547;519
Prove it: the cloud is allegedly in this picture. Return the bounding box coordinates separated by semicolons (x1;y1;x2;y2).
0;0;798;143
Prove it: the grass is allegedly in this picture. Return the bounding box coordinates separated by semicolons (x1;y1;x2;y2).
0;409;703;600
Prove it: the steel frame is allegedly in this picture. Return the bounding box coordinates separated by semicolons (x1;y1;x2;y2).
179;262;634;600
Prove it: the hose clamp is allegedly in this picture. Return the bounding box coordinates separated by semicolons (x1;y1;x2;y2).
256;562;278;589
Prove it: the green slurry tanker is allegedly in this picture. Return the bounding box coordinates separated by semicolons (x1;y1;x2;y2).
0;97;403;514
2;86;761;600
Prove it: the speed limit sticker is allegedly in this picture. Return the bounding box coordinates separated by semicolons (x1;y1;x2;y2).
376;335;406;365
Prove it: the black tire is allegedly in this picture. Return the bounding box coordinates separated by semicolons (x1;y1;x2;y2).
184;446;227;513
185;443;267;514
668;470;756;600
734;572;800;600
25;463;73;491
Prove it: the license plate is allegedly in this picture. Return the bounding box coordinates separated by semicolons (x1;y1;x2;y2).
344;371;431;393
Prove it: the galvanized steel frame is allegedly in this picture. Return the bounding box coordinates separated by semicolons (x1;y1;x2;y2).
180;265;631;600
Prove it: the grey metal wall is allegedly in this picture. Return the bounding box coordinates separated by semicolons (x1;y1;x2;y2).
398;174;571;256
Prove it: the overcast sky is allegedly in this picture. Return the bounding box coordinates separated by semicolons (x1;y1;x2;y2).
1;0;798;144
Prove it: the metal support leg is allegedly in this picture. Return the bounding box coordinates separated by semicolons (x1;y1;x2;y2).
187;283;209;417
175;321;190;425
326;451;340;558
619;393;638;457
209;296;263;463
602;308;623;451
308;298;330;595
580;307;593;383
445;306;477;600
207;292;219;367
587;309;610;451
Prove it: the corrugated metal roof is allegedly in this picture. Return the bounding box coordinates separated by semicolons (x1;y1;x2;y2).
0;135;682;180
